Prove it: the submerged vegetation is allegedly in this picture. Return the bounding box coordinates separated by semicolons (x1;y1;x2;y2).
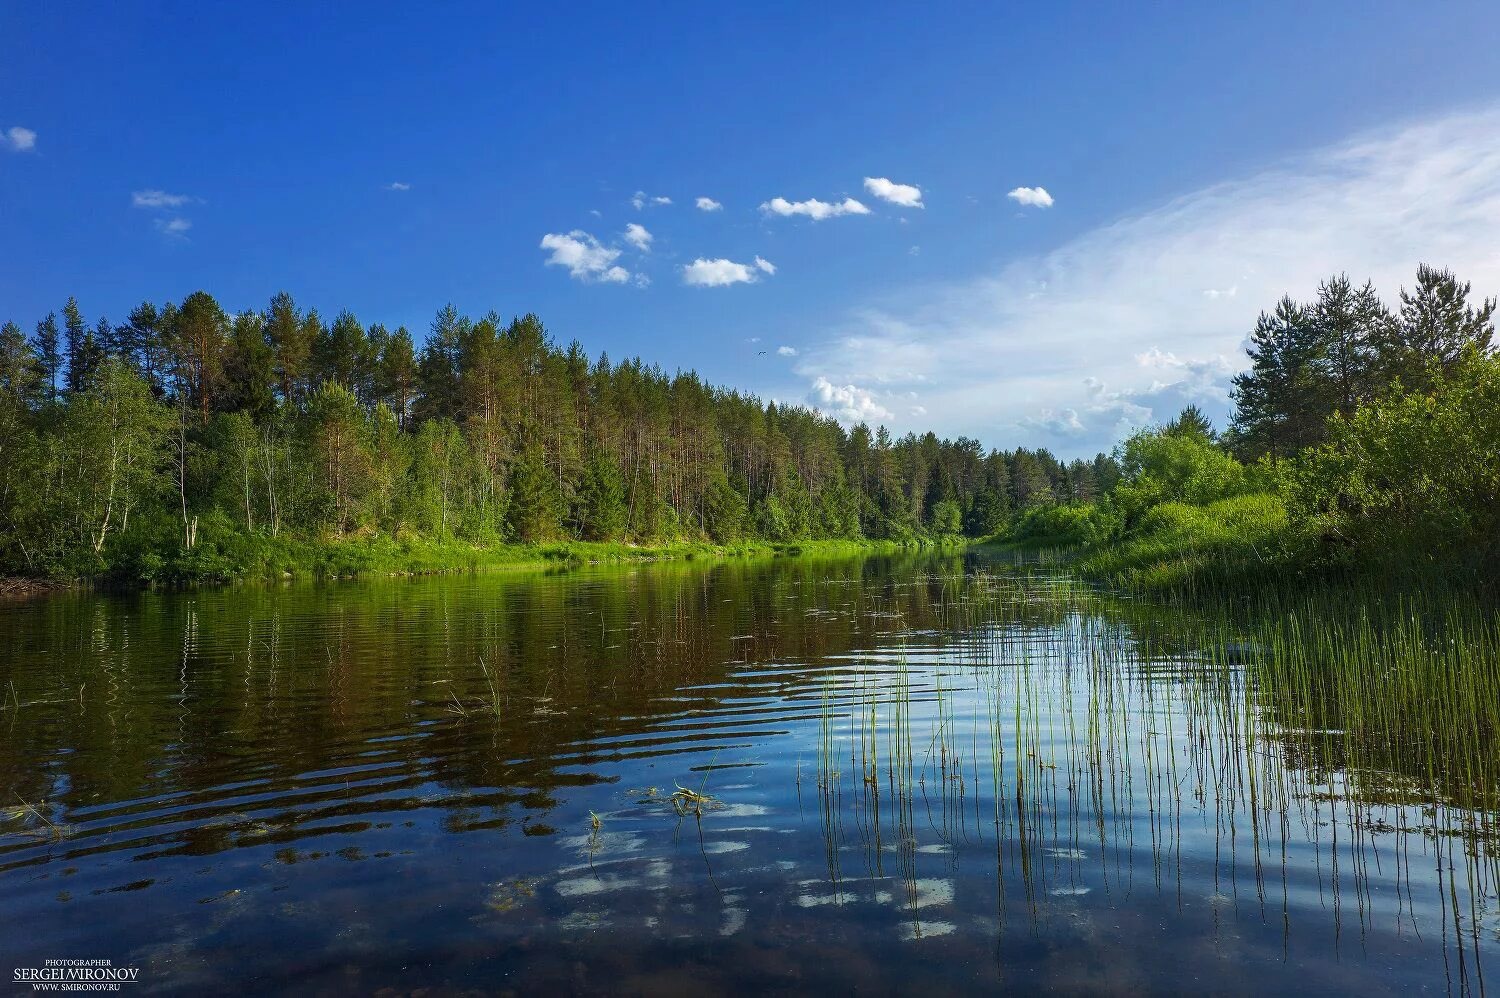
1004;264;1500;594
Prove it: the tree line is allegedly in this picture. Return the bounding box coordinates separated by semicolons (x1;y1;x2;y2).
1011;263;1499;583
0;292;1118;579
1228;265;1495;460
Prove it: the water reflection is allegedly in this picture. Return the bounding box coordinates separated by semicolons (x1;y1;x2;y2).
1;552;1495;994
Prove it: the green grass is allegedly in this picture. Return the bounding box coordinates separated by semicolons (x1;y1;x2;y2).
987;486;1499;613
82;531;970;588
984;493;1298;594
1075;493;1294;593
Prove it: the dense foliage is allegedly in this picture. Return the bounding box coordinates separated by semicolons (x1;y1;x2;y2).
0;293;1117;581
1009;265;1499;589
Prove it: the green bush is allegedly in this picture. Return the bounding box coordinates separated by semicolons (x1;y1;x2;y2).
1011;501;1124;546
1112;424;1267;526
1080;493;1292;589
1291;348;1500;567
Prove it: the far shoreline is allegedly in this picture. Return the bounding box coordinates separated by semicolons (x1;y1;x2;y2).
0;535;968;601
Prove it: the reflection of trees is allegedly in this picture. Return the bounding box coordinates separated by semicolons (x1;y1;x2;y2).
1;551;979;868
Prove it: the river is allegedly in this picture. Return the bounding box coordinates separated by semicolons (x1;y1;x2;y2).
1;551;1493;994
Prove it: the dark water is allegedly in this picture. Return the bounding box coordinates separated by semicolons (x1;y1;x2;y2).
1;552;1494;995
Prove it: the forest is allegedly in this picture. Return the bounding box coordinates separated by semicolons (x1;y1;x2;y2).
3;264;1494;588
0;292;1114;582
1011;264;1500;590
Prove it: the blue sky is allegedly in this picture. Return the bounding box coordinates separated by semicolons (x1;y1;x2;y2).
5;2;1500;454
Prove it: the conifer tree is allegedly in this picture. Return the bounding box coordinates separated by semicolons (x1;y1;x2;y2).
1378;264;1496;385
32;313;62;402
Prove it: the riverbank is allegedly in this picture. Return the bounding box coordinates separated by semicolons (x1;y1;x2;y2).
985;494;1496;604
1;534;968;596
0;577;71;601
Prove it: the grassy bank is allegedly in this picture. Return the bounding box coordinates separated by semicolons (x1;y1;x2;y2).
985;496;1292;592
991;491;1497;606
989;349;1500;601
6;534;968;593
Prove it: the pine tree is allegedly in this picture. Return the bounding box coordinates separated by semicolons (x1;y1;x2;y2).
31;313;62;402
1164;405;1214;442
62;297;89;394
575;452;627;541
1311;274;1386;416
1378;264;1496;385
963;489;1007;536
506;451;564;541
224;310;277;421
1011;450;1055;508
170;291;230;420
120;302;167;396
0;321;40;403
704;474;749;542
266;292;311;405
378;327;418;428
415;305;465;422
314;309;371;395
1230;297;1318;460
65;316;107;394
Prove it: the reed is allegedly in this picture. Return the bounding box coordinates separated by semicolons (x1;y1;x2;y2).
801;562;1498;980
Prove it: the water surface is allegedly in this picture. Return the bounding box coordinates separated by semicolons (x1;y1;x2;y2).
1;552;1494;994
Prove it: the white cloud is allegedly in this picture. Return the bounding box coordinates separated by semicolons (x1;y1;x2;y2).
385;181;411;191
154;217;192;238
790;106;1500;453
1007;186;1054;208
777;345;798;356
682;257;775;287
132;189;196;209
623;222;653;251
864;177;924;208
540;230;630;283
760;196;871;221
3;126;36;152
809;377;892;424
696;196;723;212
631;191;672;209
133;189;196;239
1020;408;1086;436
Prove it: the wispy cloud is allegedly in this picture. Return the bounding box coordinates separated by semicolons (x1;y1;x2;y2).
2;126;36;152
695;196;723;212
864;177;923;208
154;217;192;239
761;196;870;221
682;256;776;287
385;181;411;191
1007;186;1054;208
623;222;652;251
777;345;798;356
132;188;197;238
791;107;1500;452
631;190;672;209
132;189;197;209
539;230;630;284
